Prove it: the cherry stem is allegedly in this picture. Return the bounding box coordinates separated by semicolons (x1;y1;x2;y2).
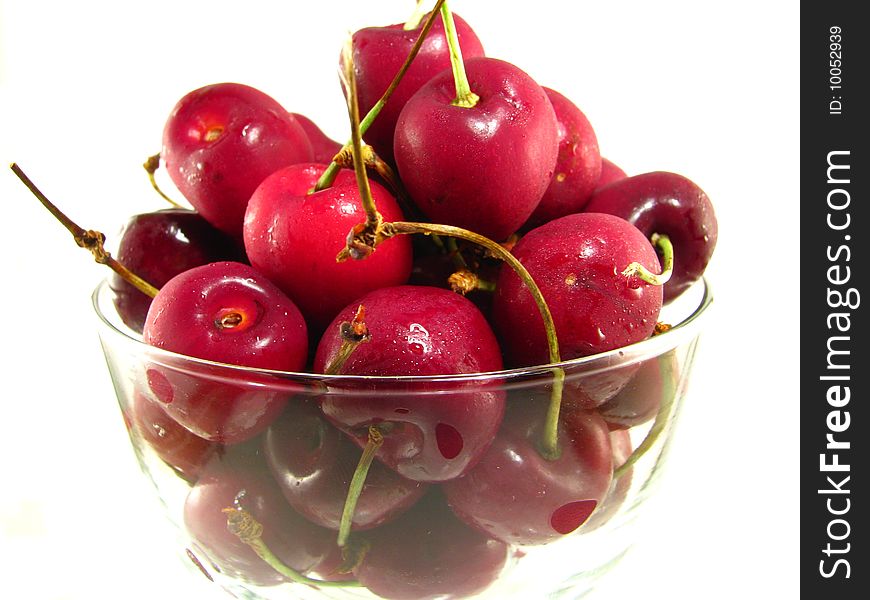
313;0;447;193
337;425;385;547
440;0;479;108
324;305;371;375
448;268;496;294
143;154;183;207
10;163;160;298
222;507;362;588
622;233;674;286
614;351;678;478
404;0;428;29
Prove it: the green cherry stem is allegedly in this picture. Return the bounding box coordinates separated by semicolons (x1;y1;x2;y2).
337;425;385;548
313;0;447;193
10;163;160;298
622;233;674;286
404;0;428;30
440;0;479;108
223;507;362;588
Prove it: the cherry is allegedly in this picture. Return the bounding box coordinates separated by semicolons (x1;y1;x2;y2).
350;10;484;165
142;261;308;443
394;56;559;241
110;208;244;332
444;401;613;546
598;351;678;430
161;83;314;237
315;285;505;482
184;441;332;587
263;400;427;531
596;157;627;190
354;490;508;599
243;163;413;334
130;391;219;480
581;429;633;532
291;113;342;163
523;87;601;228
584;171;717;301
492;212;663;369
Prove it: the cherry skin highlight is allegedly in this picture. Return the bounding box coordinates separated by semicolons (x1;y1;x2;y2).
523;87;601;228
264;400;427;531
585;171;718;301
354;490;509;600
243;163;413;335
110;208;244;332
394;57;559;241
350;11;484;165
161;83;313;237
183;442;332;587
492;212;663;368
315;285;505;482
444;402;613;546
142;261;308;443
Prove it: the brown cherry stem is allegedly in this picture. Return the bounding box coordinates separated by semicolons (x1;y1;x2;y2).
223;507;362;588
337;425;385;547
10;163;160;298
313;0;447;192
323;305;371;375
143;153;183;207
448;268;496;294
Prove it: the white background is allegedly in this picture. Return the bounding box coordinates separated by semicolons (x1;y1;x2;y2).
0;1;799;599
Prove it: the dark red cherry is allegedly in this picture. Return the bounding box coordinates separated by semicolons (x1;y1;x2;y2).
355;490;509;599
315;285;505;482
598;350;678;430
492;212;663;368
161;83;314;237
581;429;632;532
585;171;717;301
291;113;342;163
130;391;219;480
444;402;613;545
143;262;308;443
350;11;484;165
184;443;331;587
243;163;412;334
263;400;427;531
110;208;244;332
523;87;601;228
596;157;627;190
394;57;559;241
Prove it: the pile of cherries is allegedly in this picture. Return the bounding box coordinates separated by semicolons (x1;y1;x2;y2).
18;2;717;598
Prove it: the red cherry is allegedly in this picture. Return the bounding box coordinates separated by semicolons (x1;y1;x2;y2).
184;443;331;587
161;83;313;237
263;400;427;531
394;57;559;241
596;157;627;190
110;208;244;332
355;490;509;599
350;11;484;165
492;212;663;368
598;351;678;430
291;113;342;163
585;171;718;301
582;429;633;532
243;163;412;334
523;87;602;228
130;391;218;480
143;262;308;443
444;402;613;545
315;285;505;482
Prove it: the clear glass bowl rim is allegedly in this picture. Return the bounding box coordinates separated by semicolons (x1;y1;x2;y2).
92;277;713;385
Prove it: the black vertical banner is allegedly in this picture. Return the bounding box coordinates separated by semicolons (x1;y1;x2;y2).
802;4;868;597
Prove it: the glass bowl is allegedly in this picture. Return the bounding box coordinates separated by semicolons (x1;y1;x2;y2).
93;277;712;600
